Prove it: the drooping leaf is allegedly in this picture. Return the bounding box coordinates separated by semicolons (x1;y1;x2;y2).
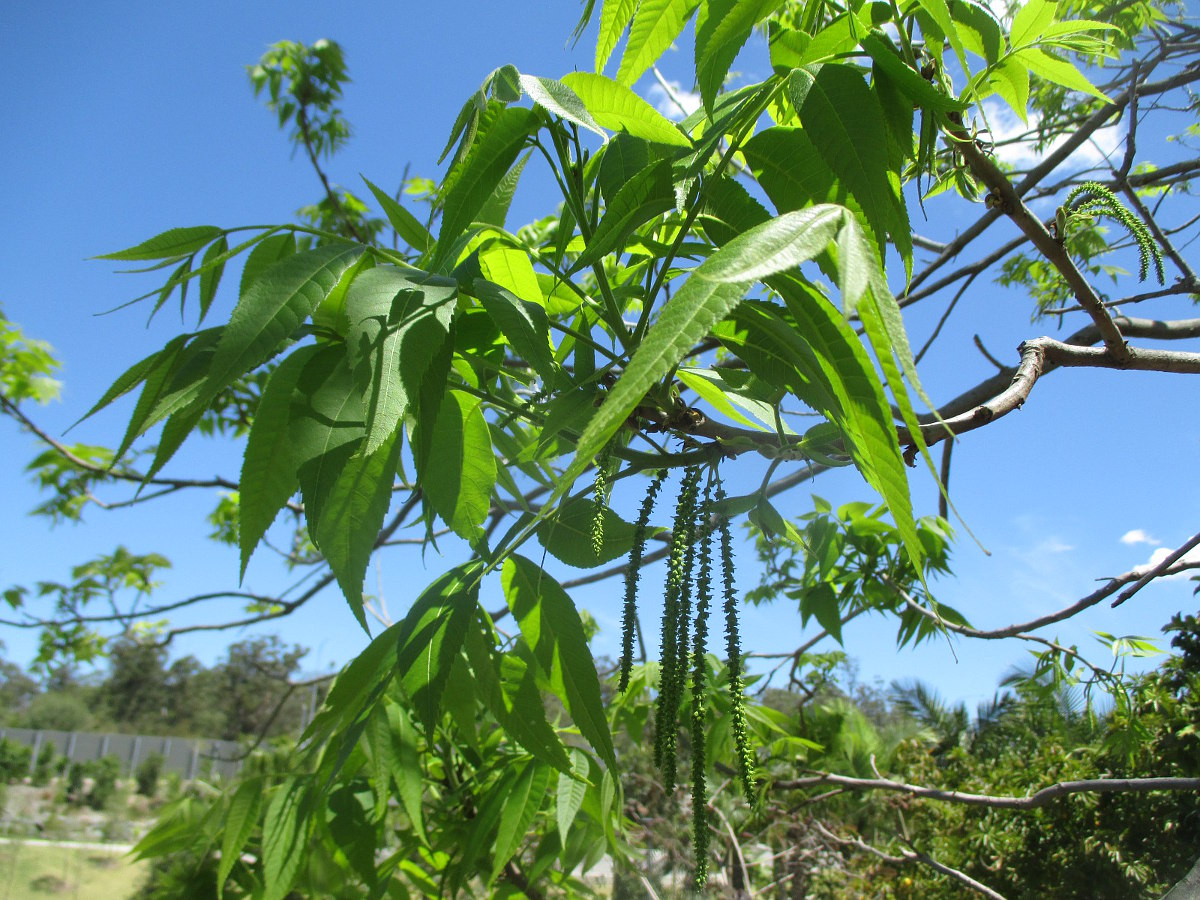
561;272;749;493
385;699;427;838
743;125;842;213
218;777;264;898
435;105;539;268
859;31;965;113
556;748;590;842
262;778;312;900
789;65;909;261
239;344;320;576
695;0;786;111
363;176;434;256
772;276;922;573
344;266;458;455
287;347;368;561
489;761;552;884
616;0;701;87
503;555;617;770
473;279;556;382
418;390;496;547
560;71;691;146
313;425;404;627
536;496;639;568
185;243;365;437
396;562;484;736
465;617;574;773
572;159;676;272
197;235;229;323
596;0;641;72
95;225;223;262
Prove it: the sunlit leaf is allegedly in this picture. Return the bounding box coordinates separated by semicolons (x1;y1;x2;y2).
503;555;617;770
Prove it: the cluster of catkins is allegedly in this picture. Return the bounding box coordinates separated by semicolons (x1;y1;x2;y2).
605;463;757;889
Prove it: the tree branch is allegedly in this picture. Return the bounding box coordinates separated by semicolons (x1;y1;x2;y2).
774;772;1200;810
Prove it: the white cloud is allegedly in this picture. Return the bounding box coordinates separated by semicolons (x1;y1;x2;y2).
984;100;1122;172
646;80;701;122
1120;529;1160;546
1039;537;1075;554
1135;544;1200;580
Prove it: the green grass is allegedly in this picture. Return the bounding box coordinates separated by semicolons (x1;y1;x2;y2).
0;840;146;899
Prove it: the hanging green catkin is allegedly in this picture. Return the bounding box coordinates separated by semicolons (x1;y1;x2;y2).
654;465;701;787
590;442;613;558
717;481;756;805
620;469;666;693
690;480;715;890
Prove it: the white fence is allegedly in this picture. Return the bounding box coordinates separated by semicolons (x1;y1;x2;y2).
0;728;243;781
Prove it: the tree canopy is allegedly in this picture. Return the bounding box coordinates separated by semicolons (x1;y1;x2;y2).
3;0;1200;895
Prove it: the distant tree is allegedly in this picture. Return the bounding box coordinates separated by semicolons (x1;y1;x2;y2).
209;636;308;740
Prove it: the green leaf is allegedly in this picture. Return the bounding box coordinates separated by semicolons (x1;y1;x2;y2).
985;57;1031;120
435;105;539;268
418;390;496;547
313;426;404;628
503;555;617;770
477;150;531;229
95;225;223;261
800;581;843;643
695;0;786;111
473;279;556;382
536;496;639;568
518;73;606;138
302;619;402;745
396;562;484;736
950;0;1002;65
238;232;296;298
561;72;691;147
363;176;434;256
572;159;676;272
288;346;366;539
789;65;909;260
1010;0;1056;48
490;762;552;884
773;276;922;573
743;126;841;213
238;344;319;576
188;243;365;435
597;134;657;205
562;272;748;492
859;31;964;113
596;0;640;72
344;266;458;455
698;204;844;283
115;328;224;465
556;748;590;842
262;778;312;900
1013;47;1109;101
466;617;574;773
913;0;967;72
197;235;228;323
616;0;700;87
385;699;427;837
218;778;263;898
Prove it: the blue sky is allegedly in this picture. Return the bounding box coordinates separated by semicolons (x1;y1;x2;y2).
3;2;1197;707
